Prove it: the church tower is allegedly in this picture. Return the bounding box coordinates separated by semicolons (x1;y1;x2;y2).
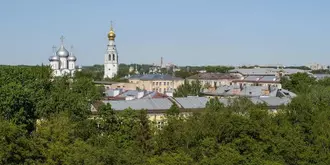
104;22;118;79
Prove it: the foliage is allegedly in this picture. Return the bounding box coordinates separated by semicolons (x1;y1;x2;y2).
204;66;234;73
174;79;202;97
281;72;316;93
166;103;180;116
2;66;330;164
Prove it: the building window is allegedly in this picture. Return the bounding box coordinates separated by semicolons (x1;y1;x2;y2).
164;82;166;85
108;54;111;61
167;82;169;85
113;54;115;61
156;82;158;85
153;82;155;85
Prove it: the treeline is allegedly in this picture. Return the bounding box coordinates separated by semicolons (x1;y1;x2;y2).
2;66;330;164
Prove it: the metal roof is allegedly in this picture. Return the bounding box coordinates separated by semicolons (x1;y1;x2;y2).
259;76;278;82
175;97;209;109
103;98;173;111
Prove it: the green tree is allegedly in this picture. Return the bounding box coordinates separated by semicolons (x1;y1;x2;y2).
205;97;224;111
174;80;202;97
166;103;180;116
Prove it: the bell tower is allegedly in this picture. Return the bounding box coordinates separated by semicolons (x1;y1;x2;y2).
104;21;118;79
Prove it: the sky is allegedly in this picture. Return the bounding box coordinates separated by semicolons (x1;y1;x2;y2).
1;0;330;66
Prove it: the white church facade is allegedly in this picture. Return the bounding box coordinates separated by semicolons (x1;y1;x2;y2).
49;36;77;77
104;23;119;79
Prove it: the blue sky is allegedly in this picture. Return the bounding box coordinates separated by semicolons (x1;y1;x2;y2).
1;0;330;66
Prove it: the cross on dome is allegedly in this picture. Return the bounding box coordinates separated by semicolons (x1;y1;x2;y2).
60;35;65;44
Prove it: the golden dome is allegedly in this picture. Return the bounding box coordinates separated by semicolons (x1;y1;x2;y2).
108;26;116;40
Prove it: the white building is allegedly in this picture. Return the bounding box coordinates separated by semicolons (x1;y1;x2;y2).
49;36;77;77
104;23;119;79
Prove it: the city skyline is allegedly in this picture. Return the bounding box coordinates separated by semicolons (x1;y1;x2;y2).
1;0;330;66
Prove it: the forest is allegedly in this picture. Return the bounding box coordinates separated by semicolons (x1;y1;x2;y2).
2;65;330;164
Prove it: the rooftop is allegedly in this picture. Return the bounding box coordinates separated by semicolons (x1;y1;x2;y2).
230;68;309;76
203;85;296;98
233;75;280;83
187;73;240;80
128;74;183;81
98;96;292;112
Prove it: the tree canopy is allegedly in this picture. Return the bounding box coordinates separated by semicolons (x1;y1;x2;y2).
1;66;330;164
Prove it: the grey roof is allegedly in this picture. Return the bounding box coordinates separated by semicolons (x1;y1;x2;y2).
175;97;209;109
244;76;262;81
259;76;278;82
99;95;293;112
103;98;173;111
118;90;140;97
259;97;291;106
239;86;265;97
128;74;183;81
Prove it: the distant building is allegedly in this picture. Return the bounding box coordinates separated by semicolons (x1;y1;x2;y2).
202;85;295;98
127;74;184;93
104;89;168;100
229;68;310;77
93;81;137;90
307;63;328;70
186;73;240;87
232;75;282;88
49;36;77;77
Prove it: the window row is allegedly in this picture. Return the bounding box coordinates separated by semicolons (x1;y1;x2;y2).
153;81;171;86
152;88;172;93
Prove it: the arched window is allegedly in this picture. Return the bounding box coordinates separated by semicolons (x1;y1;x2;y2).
108;54;111;61
113;54;115;61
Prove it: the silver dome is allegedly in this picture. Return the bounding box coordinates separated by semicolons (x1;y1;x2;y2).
56;45;70;57
49;55;60;61
68;55;77;61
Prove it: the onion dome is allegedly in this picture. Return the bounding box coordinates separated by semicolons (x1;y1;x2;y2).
56;45;70;57
108;25;116;40
49;55;60;61
68;55;77;61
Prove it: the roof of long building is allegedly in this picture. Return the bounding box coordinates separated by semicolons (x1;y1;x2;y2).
100;96;293;111
187;73;240;80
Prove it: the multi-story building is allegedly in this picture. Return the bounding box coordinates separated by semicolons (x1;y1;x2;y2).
128;74;184;93
186;73;240;87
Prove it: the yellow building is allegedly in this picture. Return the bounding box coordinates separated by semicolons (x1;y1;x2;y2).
128;74;184;93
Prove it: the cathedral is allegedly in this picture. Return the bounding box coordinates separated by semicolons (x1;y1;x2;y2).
49;36;77;77
104;23;119;79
